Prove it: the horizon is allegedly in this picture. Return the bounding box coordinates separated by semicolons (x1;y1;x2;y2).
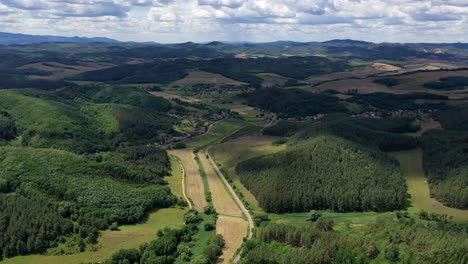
0;0;467;43
1;31;468;45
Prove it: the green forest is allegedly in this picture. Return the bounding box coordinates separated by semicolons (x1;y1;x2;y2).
240;215;467;264
419;106;468;209
245;88;346;118
236;135;409;213
264;115;418;152
0;86;175;153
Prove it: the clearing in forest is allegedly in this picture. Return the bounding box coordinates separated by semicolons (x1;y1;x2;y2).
170;71;247;87
168;149;207;211
18;61;114;80
390;149;468;221
372;62;402;71
198;153;242;217
216;215;249;264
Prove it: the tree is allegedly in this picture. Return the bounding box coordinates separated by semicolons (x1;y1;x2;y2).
307;210;322;222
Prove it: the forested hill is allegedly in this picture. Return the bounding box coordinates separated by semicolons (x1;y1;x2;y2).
236;135;409;213
420;105;468;209
0;31;119;45
0;86;174;153
69;56;350;86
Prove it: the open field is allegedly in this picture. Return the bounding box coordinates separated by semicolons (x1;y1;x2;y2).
307;67;381;83
216;215;249;264
18;61;114;80
210;136;287;212
168;149;207;211
390;149;468;221
270;211;395;230
149;91;200;103
166;156;184;198
308;69;468;99
257;73;290;86
198;153;242;217
186;119;246;149
2;208;187;264
372;62;402;71
171;71;247;87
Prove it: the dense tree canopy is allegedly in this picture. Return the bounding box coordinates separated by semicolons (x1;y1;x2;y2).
236;135;409;213
246;88;346;118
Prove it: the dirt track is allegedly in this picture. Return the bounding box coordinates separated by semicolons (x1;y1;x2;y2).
168;149;207;211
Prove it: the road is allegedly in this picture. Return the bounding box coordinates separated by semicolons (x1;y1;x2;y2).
204;147;254;262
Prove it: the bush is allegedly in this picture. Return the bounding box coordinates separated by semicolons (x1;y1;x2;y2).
204;222;215;231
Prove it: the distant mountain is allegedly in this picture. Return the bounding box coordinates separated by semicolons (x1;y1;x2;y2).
0;32;120;45
322;39;374;45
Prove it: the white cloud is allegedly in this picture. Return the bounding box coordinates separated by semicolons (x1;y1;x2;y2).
0;0;466;42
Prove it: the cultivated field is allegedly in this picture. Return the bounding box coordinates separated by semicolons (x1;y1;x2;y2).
168;149;207;211
372;62;402;71
216;215;248;264
170;71;246;87
149;91;200;103
390;149;468;221
198;153;242;217
18;61;114;80
308;69;468;99
2;208;186;264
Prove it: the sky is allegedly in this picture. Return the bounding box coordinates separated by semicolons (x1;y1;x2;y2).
0;0;467;43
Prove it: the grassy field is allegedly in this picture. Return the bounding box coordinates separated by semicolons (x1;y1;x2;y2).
168;149;207;211
171;71;246;87
210;136;287;213
390;149;468;221
166;156;184;200
186;119;246;149
199;153;242;217
3;208;187;264
269;211;396;230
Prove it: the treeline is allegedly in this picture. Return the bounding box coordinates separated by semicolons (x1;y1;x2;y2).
241;216;468;264
0;73;75;91
100;210;224;264
419;106;468;209
373;78;401;87
236;135;409;213
0;195;75;259
424;76;468;90
0;146;177;225
264;115;418;152
71;56;350;86
420;130;468;209
436;104;468;130
0;87;176;153
245;88;346;118
346;92;449;111
0;111;17;140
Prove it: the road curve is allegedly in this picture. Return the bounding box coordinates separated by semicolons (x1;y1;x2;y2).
171;155;193;210
204;147;254;262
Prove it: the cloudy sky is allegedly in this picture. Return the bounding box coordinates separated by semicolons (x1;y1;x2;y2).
0;0;467;43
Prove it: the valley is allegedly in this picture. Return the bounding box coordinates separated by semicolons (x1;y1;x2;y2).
0;38;467;264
